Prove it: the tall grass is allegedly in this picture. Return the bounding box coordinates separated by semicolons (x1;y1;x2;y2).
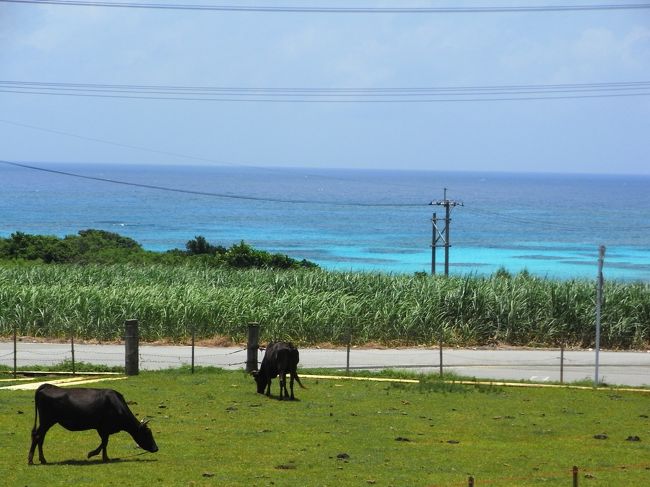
0;264;648;348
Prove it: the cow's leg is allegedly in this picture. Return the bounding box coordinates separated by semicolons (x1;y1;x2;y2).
289;374;295;400
88;432;110;461
265;380;271;396
29;423;52;464
28;429;38;465
279;372;288;400
101;434;110;462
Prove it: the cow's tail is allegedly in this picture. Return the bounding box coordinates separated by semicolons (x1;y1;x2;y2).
32;401;38;433
293;371;306;389
291;347;306;389
32;386;43;433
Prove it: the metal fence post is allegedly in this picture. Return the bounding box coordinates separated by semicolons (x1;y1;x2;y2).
346;330;351;375
560;343;564;384
71;334;76;376
439;337;444;378
13;326;17;379
573;465;579;487
125;319;139;376
191;328;195;374
246;322;260;372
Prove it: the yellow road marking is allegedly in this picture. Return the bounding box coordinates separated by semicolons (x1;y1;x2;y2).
301;374;419;383
1;376;127;391
301;374;650;393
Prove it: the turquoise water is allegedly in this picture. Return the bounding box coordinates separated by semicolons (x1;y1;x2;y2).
1;162;649;281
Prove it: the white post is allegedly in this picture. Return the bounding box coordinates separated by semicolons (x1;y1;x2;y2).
594;245;605;387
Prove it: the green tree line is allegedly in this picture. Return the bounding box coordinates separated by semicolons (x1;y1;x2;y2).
0;230;318;270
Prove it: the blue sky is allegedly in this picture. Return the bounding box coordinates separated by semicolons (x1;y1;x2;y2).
1;1;649;174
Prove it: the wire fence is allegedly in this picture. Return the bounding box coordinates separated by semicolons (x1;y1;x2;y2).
1;332;649;388
0;339;249;373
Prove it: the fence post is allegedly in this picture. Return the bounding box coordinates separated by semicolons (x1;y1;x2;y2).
246;322;260;373
13;326;17;379
191;328;195;374
71;334;76;376
560;343;564;384
468;475;474;486
346;330;351;375
125;319;139;376
439;336;444;377
573;465;579;487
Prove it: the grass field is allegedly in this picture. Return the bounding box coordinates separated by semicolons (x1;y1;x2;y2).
1;368;649;486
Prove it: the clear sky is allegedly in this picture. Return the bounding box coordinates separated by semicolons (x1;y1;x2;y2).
1;1;649;175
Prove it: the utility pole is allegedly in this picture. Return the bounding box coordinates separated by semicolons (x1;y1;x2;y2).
431;212;438;275
594;245;606;387
430;188;463;276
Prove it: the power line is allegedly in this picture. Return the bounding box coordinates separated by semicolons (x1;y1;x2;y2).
464;206;650;232
463;206;584;230
2;0;650;13
0;159;422;207
4;79;650;94
2;80;649;103
2;159;647;231
4;88;648;103
0;118;239;167
0;118;423;189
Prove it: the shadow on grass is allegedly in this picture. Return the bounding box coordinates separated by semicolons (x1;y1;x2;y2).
33;456;157;466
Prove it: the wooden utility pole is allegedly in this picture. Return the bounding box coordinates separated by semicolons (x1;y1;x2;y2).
430;188;463;276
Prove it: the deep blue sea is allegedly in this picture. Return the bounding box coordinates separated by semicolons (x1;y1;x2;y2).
1;162;649;281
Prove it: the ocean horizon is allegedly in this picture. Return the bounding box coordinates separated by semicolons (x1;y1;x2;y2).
1;161;649;282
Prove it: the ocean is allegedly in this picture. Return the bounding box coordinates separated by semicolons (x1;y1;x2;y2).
1;162;649;282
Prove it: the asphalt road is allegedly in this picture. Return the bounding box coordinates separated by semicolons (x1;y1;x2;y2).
2;341;649;387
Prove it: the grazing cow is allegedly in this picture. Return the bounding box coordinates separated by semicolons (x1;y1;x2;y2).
252;341;305;400
28;384;158;465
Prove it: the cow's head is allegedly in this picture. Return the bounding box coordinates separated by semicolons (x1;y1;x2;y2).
135;419;159;453
251;370;267;394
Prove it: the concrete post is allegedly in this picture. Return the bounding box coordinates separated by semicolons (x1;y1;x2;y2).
125;319;139;376
246;322;260;372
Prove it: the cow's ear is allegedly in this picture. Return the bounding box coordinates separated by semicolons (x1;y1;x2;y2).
140;418;151;426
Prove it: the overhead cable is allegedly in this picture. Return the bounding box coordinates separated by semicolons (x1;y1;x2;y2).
0;159;422;207
2;159;647;230
0;118;237;167
2;0;650;13
0;118;404;187
2;80;649;103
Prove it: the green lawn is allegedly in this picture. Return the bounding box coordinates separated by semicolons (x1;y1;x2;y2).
1;369;649;486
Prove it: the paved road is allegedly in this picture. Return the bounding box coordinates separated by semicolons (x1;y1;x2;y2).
2;341;649;387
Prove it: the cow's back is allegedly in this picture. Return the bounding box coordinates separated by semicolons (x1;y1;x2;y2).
36;385;127;432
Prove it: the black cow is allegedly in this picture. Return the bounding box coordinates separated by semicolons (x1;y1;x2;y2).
28;384;158;465
252;341;305;400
